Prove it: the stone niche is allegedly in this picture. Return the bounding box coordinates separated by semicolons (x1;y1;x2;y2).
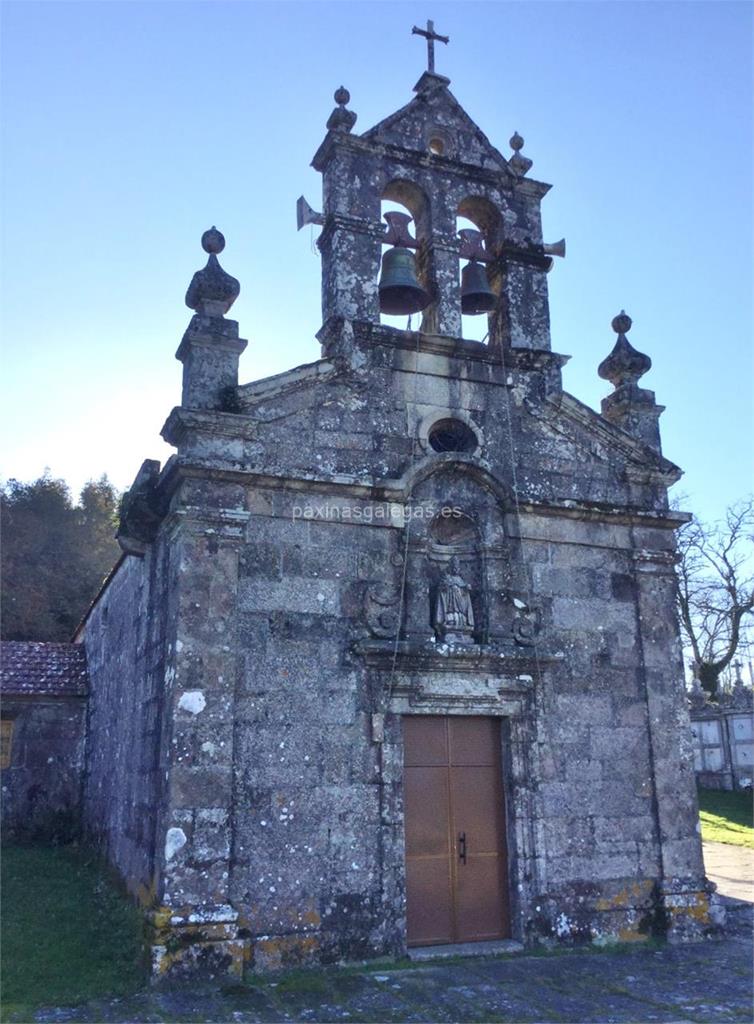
399;462;522;646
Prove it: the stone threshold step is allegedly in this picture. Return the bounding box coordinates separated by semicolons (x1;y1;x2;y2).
408;939;524;961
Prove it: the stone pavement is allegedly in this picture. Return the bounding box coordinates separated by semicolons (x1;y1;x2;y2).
704;841;754;903
27;935;753;1024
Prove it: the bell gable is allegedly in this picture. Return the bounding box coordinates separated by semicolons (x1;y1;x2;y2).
362;72;513;176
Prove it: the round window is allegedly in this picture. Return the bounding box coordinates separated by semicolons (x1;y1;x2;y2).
428;418;478;453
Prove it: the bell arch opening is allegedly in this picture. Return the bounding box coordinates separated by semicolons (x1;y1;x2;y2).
378;180;433;330
457;196;503;343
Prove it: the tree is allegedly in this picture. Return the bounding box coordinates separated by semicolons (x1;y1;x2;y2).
675;497;754;699
1;473;121;641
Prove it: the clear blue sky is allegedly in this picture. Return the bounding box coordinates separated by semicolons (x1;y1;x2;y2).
1;1;751;526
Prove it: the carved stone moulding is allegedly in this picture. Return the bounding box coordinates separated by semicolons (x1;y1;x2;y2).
355;637;561;667
393;674;531;716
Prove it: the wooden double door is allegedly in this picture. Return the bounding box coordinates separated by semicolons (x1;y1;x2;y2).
403;715;510;946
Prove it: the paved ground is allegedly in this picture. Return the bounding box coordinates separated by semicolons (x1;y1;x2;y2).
10;844;752;1024
704;841;754;903
19;934;752;1024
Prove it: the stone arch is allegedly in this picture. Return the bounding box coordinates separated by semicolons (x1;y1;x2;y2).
457;195;504;341
457;194;504;251
397;453;511;511
383;178;431;240
378;179;434;329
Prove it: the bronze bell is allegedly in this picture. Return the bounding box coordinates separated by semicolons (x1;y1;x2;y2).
460;259;496;315
379;247;430;316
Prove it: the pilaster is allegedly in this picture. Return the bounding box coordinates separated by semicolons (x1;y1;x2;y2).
488;252;553;353
317;215;382;324
632;546;714;940
151;504;250;978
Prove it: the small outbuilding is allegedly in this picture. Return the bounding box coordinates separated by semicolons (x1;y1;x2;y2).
0;641;88;841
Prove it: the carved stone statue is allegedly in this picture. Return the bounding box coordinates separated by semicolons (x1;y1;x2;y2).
433;556;475;644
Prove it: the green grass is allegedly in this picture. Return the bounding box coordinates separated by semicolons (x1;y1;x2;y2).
698;786;754;848
1;845;146;1015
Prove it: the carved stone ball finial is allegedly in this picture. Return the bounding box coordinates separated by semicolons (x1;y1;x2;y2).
327;86;357;133
509;131;533;177
201;226;225;255
598;309;652;388
612;309;632;336
185;227;240;318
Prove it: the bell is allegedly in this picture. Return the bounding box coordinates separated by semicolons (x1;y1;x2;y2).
461;259;496;315
379;247;430;316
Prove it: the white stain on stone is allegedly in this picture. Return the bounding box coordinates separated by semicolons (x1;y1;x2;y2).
178;690;206;715
165;827;187;861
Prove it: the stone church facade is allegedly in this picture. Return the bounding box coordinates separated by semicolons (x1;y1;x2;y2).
75;67;713;976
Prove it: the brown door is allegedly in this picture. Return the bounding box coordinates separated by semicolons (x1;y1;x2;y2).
403;715;510;946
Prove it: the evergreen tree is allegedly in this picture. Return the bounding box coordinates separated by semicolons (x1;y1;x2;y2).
1;473;121;641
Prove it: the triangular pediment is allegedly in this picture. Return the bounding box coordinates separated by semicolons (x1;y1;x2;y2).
530;392;681;482
362;74;512;175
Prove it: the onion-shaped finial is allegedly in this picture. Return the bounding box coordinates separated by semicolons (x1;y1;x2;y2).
327;86;357;133
185;227;240;317
509;131;532;176
598;310;652;387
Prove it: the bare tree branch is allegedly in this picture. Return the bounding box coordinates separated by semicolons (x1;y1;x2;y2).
673;496;754;698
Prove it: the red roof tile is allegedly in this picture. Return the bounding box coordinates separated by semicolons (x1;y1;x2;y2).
0;642;88;697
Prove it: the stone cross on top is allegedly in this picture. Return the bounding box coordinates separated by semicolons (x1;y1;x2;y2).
412;19;449;73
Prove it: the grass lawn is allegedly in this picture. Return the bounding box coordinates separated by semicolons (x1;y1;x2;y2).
698;786;754;848
1;845;146;1016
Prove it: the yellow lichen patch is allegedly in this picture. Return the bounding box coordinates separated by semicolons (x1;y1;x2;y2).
669;892;710;925
135;878;157;908
302;909;321;928
151;905;174;933
596;880;654;911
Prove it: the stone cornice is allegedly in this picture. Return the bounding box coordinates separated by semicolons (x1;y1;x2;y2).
312;131;551;200
318;317;570;372
354;638;562;675
161;407;261;447
153;457;691;532
514;500;690;531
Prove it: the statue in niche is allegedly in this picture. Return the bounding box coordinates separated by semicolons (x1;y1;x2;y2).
433;556;475;645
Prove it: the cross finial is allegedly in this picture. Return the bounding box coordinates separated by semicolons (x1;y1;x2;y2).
412;19;449;73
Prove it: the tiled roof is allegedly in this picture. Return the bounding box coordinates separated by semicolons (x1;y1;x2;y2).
0;642;89;697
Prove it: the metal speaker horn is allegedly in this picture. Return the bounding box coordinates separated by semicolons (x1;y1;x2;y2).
296;195;324;231
378;247;430;316
460;260;496;315
543;238;566;258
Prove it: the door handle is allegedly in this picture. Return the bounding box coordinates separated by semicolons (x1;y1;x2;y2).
458;831;467;864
